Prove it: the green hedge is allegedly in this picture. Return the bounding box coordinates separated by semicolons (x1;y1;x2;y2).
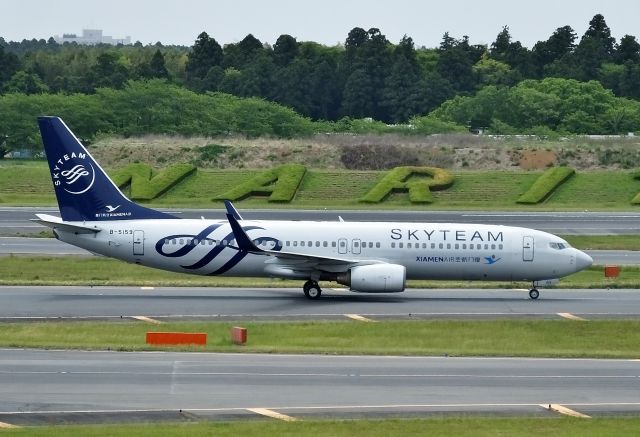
360;166;455;203
214;164;307;203
516;166;575;204
110;163;196;200
630;170;640;204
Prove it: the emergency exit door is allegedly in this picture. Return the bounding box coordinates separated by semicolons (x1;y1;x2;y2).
523;236;534;261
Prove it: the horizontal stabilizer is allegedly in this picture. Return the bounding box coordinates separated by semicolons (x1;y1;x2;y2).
32;214;101;234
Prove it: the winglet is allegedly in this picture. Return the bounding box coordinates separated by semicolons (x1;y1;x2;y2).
226;213;263;253
224;200;243;220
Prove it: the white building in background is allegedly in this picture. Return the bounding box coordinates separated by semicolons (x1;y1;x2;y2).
54;29;131;45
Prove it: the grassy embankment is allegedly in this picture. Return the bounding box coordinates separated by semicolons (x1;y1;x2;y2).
1;320;639;358
2;161;640;210
3;417;640;437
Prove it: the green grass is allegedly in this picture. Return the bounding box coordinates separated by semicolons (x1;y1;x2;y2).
1;320;640;358
2;162;640;210
562;234;640;250
0;256;634;287
0;257;635;288
3;417;640;437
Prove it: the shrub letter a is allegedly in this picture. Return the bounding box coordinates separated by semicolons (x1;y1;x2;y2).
214;164;306;203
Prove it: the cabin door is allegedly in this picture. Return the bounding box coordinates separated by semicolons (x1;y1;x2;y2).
133;230;145;256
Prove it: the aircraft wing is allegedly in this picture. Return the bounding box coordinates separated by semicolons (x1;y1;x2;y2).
225;211;382;273
32;214;102;234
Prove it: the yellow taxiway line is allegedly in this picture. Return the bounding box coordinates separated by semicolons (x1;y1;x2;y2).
247;408;299;421
131;316;163;324
557;313;587;321
542;404;591;418
0;421;19;428
345;314;376;322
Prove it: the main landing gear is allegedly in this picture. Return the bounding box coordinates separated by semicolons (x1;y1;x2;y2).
528;285;540;300
303;280;322;300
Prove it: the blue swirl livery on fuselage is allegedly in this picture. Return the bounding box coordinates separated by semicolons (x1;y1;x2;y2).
155;224;282;275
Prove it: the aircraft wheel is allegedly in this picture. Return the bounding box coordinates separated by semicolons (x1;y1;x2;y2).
303;281;322;300
529;288;540;300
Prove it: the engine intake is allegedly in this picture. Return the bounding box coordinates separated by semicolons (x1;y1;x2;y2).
337;264;406;293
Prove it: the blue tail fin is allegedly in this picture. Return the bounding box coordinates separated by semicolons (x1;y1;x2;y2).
38;116;175;222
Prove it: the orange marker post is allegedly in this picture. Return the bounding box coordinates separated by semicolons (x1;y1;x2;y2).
231;327;247;345
604;265;620;278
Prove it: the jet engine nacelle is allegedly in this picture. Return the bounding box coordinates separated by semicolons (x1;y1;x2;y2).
337;264;406;293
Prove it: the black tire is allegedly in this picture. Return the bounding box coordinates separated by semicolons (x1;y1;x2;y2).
303;281;322;300
529;289;540;300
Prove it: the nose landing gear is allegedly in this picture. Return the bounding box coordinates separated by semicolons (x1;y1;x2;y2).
529;286;539;300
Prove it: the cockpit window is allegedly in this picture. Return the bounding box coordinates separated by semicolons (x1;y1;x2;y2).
549;242;570;250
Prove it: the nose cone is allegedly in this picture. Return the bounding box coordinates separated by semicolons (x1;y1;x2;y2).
575;250;593;272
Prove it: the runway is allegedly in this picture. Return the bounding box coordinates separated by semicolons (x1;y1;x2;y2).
3;207;640;235
0;349;638;425
2;286;640;321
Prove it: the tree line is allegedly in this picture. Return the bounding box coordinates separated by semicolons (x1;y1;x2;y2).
0;13;639;140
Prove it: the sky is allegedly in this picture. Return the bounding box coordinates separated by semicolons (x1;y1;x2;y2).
2;0;639;48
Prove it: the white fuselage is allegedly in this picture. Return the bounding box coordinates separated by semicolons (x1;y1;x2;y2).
55;219;586;283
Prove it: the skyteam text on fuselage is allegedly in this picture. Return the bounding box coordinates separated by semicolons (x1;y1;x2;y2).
34;116;593;300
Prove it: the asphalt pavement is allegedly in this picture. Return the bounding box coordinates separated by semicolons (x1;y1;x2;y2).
1;286;639;321
0;349;638;424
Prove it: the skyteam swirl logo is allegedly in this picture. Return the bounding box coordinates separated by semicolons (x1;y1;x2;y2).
50;152;96;195
62;164;90;184
155;224;282;275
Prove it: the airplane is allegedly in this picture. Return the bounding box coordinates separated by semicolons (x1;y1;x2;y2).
34;116;593;300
